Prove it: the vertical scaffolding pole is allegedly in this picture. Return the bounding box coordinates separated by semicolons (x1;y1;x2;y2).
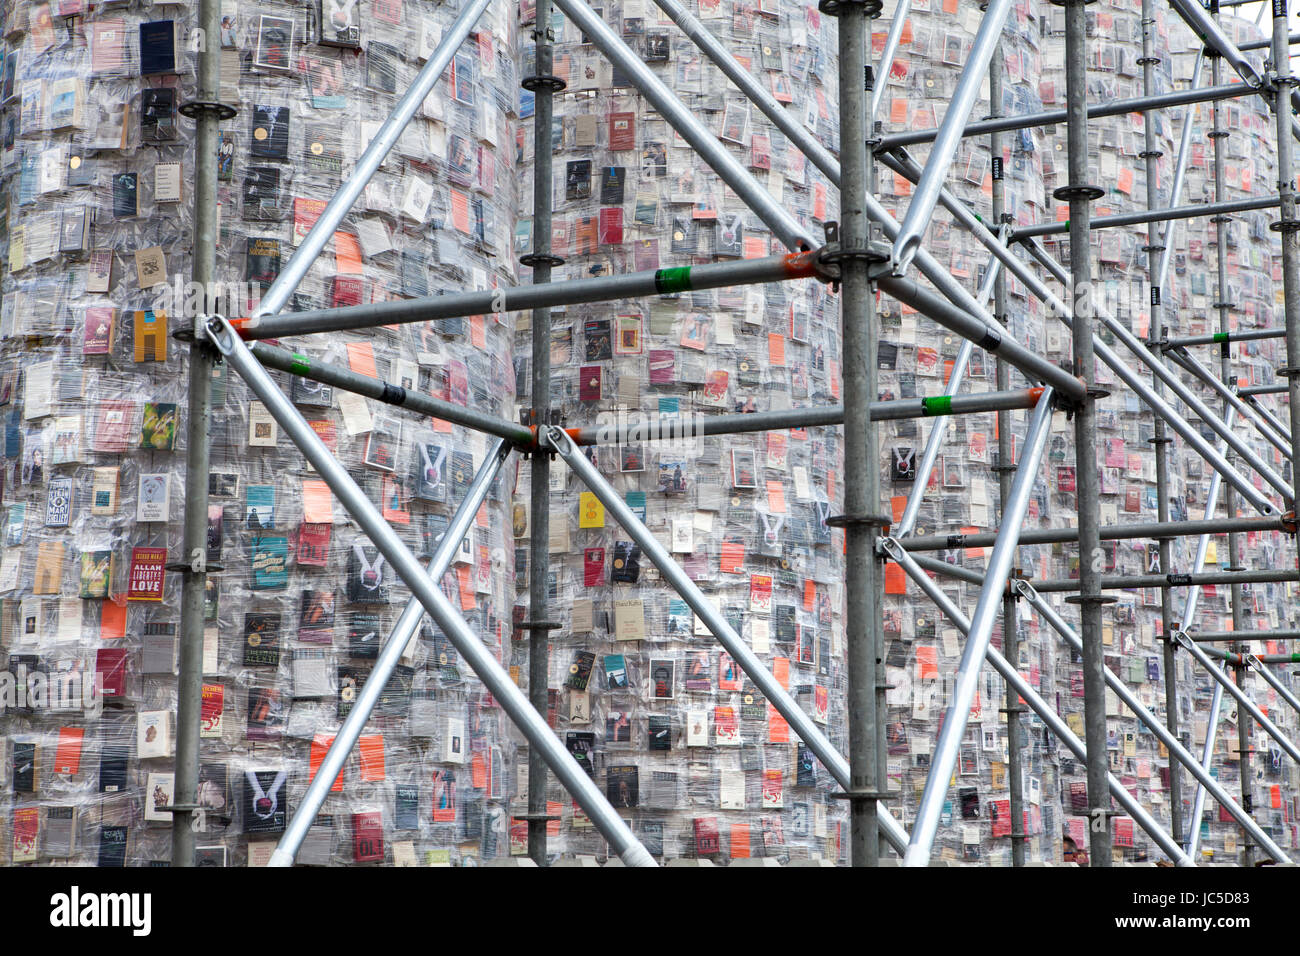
989;35;1025;867
1063;0;1112;866
524;0;560;868
1141;0;1182;846
1233;657;1255;864
171;0;223;866
1209;3;1255;862
1274;0;1300;492
836;0;883;867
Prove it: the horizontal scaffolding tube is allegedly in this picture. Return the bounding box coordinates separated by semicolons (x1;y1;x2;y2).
1164;328;1286;349
884;539;1193;865
897;515;1286;552
1256;653;1300;664
250;342;536;446
873;83;1249;153
1239;384;1288;396
202;316;657;867
1031;568;1300;592
870;267;1088;403
1188;630;1300;643
1011;195;1280;241
564;388;1044;445
235;251;823;340
1015;580;1290;863
1175;632;1300;766
543;424;913;854
1239;31;1300;51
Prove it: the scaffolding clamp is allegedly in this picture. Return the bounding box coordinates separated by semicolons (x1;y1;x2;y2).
815;221;889;291
1280;510;1298;535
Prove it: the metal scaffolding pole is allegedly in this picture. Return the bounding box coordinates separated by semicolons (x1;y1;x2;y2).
1246;653;1300;714
1030;568;1300;592
235;251;825;340
1167;347;1292;455
1272;0;1300;500
563;387;1044;445
903;389;1055;866
990;37;1025;867
525;0;559;865
835;0;883;866
1176;633;1300;766
551;0;812;250
884;539;1193;865
877;147;1278;515
170;0;224;868
1208;15;1257;862
894;240;1005;539
1185;679;1224;859
201;316;657;867
1064;0;1111;867
1190;630;1300;642
1141;0;1181;846
1013;581;1290;862
873;82;1247;153
891;0;1013;273
1239;383;1289;396
1011;195;1280;240
543;424;915;854
1244;392;1294;439
252;0;493;320
270;440;510;866
250;343;536;445
897;514;1287;551
1255;652;1300;663
1164;328;1287;348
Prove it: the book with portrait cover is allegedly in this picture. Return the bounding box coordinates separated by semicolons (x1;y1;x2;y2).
606;765;638;808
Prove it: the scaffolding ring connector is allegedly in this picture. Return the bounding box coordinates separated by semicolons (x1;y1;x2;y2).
517;620;562;631
178;100;238;121
817;0;883;18
1207;128;1230;140
521;74;567;93
1052;183;1105;202
825;512;892;532
1064;593;1118;605
830;789;895;801
1269;218;1300;233
520;252;566;268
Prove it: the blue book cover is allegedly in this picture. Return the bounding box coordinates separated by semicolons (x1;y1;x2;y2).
251;535;289;590
138;21;175;75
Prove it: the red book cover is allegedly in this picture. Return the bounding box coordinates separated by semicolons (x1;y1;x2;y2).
579;365;601;402
353;811;384;862
583;547;605;586
95;647;128;698
296;522;331;567
608;111;635;151
693;816;720;856
330;276;366;308
54;727;85;774
127;546;166;601
598;207;623;245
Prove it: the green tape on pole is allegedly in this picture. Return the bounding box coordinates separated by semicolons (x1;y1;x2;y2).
290;353;312;376
654;266;692;295
922;395;953;417
1214;332;1229;344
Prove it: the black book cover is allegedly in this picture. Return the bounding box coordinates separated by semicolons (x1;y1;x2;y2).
337;664;366;719
648;715;671;751
421;513;449;557
242;769;289;833
348;610;382;659
584;318;612;361
98;825;129;867
565;650;595;691
242;166;281;220
412;442;446;501
304;124;343;175
112;172;138;219
346;543;390;603
599;166;625;205
565;732;595;778
565;160;592;200
401;250;428;297
242;612;282;666
606;765;638;808
246;237;282;288
140;88;177;142
98;745;129;793
796;743;816;787
139;21;176;75
366;42;398;93
959;786;980;819
250;105;290;160
448;451;474;502
610;541;641;583
377;665;414;718
12;740;35;792
394;785;419;830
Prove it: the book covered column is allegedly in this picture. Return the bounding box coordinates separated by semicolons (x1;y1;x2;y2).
0;0;525;866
